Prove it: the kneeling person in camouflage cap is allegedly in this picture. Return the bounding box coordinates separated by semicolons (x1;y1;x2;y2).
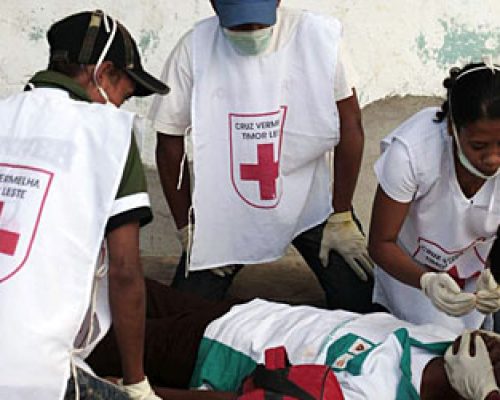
0;10;168;400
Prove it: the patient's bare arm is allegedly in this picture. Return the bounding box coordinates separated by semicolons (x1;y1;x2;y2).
420;357;464;400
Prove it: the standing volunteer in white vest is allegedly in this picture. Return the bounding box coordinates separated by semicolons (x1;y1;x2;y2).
368;60;500;334
0;10;169;400
150;0;376;311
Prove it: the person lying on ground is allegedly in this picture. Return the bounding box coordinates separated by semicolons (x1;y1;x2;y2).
88;278;500;399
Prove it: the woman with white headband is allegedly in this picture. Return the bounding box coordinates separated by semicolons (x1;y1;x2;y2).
368;61;500;333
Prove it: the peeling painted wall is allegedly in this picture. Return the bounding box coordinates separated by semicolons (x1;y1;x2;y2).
2;0;500;165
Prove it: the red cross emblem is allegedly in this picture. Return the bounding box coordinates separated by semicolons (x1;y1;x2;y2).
0;201;20;256
447;265;481;289
229;107;287;208
240;143;279;200
0;163;53;283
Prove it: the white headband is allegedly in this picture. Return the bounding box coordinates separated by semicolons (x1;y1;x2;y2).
455;55;500;81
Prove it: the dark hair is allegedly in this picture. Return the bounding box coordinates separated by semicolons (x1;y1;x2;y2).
48;59;124;85
435;63;500;130
47;59;86;78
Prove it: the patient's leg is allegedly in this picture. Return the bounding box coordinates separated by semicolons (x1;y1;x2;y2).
152;387;235;400
87;279;237;388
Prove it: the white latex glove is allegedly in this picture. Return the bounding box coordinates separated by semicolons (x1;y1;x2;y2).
119;377;161;400
476;269;500;314
177;225;190;252
444;331;499;400
420;272;476;316
210;265;237;277
319;211;374;281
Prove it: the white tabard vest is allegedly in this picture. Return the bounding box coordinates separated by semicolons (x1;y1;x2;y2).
0;88;134;399
374;108;500;333
190;12;340;270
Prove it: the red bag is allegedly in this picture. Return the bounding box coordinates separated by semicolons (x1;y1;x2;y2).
238;346;344;400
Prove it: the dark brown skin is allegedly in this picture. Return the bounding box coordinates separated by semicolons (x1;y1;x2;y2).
452;119;500;190
107;222;147;384
420;357;464;400
333;91;365;213
368;186;431;289
156;133;191;229
153;387;236;400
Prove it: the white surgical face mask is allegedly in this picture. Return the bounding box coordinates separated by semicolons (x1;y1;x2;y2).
222;26;273;56
451;119;500;180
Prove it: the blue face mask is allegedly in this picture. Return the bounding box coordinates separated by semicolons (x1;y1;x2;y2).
222;26;273;56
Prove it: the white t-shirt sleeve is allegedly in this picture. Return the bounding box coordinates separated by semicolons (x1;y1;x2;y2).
148;30;193;136
148;21;356;133
334;41;357;102
374;138;417;203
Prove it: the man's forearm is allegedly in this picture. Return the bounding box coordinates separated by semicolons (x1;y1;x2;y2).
368;237;428;288
333;93;364;213
156;133;191;229
109;265;146;384
107;223;146;384
333;139;362;212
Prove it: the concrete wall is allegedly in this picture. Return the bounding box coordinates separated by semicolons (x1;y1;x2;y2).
2;1;500;166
